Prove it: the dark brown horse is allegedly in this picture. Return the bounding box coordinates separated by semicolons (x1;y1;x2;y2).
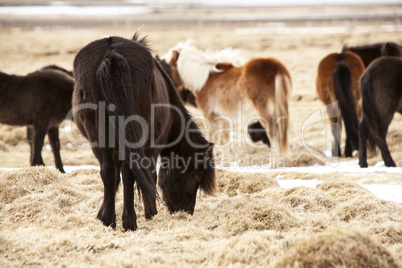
0;66;74;172
359;57;402;167
41;64;74;77
342;42;401;67
72;35;216;231
316;51;365;157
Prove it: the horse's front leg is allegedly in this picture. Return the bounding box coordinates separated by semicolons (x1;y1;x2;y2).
97;149;118;228
30;126;46;167
47;127;65;173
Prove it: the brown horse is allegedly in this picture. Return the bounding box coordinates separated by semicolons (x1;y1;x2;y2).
359;57;402;167
342;42;401;67
316;51;365;157
164;41;292;155
0;66;74;172
72;35;215;231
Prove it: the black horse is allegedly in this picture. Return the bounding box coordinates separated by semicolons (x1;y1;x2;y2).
72;34;216;231
342;42;401;67
359;57;402;167
0;66;74;172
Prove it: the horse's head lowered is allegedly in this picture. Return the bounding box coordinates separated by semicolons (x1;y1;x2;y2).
158;142;215;214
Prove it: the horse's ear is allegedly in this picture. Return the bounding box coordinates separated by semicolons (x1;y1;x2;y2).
342;43;349;52
170;50;180;65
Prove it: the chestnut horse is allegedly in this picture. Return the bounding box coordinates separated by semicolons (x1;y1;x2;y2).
316;51;365;157
164;41;292;155
0;66;74;172
359;57;402;167
342;42;401;67
73;35;215;231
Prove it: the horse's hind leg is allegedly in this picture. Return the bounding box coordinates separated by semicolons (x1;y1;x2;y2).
378;126;396;167
358;121;368;168
344;133;353;157
47;127;65;173
30;126;46;167
27;126;34;159
121;162;137;231
328;104;341;157
145;154;158;219
96;149;118;228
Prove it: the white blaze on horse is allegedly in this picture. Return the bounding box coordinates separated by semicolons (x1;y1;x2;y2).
164;41;292;155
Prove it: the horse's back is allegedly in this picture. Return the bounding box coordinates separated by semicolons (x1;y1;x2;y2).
362;57;402;105
343;42;401;67
0;69;73;126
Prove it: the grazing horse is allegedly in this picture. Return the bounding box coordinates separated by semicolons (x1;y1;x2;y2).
164;41;292;155
359;57;402;167
316;51;365;157
72;35;216;231
0;66;74;172
342;42;401;67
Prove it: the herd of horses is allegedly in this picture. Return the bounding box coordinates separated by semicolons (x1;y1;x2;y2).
0;33;401;230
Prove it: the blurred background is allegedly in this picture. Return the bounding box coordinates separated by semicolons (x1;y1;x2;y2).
0;0;401;29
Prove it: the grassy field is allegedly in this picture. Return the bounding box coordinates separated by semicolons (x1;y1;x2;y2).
0;4;401;267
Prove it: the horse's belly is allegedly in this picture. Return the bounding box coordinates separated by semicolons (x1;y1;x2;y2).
210;97;257;121
0;107;33;126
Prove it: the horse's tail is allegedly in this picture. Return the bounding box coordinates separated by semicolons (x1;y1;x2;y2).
274;72;292;155
359;72;382;153
333;62;359;151
96;48;157;216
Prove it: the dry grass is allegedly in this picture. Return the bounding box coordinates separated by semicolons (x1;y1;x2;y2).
0;167;401;267
277;229;399;268
1;5;402;267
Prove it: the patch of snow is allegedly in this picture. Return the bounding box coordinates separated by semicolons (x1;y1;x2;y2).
277;178;323;189
361;184;402;203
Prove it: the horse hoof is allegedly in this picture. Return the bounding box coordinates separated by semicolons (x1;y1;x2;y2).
97;207;116;229
122;214;137;231
123;212;138;231
385;161;396;167
359;161;368;168
145;208;158;220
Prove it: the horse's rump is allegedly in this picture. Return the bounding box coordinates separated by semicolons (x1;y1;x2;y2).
316;52;364;156
242;58;292;154
359;57;402;167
